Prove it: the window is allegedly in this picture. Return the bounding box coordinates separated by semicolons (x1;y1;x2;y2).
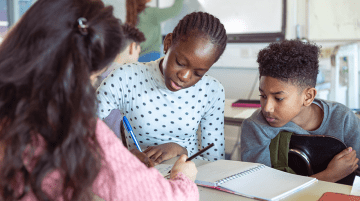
0;0;35;42
0;0;8;41
18;0;34;17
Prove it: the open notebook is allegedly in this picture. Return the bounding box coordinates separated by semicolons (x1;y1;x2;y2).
154;164;173;177
195;160;317;201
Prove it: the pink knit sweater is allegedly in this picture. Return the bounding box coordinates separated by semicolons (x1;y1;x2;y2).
19;119;199;201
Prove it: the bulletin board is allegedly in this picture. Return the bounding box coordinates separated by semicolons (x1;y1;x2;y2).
158;0;286;43
308;0;360;41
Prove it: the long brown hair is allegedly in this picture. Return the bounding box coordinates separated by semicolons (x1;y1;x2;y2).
126;0;147;26
0;0;123;200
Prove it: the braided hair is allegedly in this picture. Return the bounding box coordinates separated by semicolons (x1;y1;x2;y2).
172;12;227;62
120;23;146;53
126;0;147;26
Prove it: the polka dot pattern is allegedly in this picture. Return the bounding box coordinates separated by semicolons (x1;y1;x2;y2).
96;59;225;161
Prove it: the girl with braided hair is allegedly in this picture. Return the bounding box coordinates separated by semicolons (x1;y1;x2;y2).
97;11;228;165
126;0;184;62
0;0;198;200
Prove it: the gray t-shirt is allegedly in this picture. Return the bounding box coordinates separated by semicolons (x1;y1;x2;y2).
241;99;360;173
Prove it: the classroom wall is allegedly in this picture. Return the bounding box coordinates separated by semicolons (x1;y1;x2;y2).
103;0;360;160
206;1;289;100
103;0;360;102
206;0;295;101
209;0;360;102
207;0;360;160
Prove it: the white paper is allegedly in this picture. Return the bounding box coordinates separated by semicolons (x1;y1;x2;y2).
195;160;317;200
234;109;258;119
351;176;360;195
154;164;173;177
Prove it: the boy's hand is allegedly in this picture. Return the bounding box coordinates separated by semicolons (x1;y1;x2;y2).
130;149;155;168
324;147;359;182
143;143;188;165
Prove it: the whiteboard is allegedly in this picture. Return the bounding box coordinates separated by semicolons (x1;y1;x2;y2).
308;0;360;40
159;0;283;36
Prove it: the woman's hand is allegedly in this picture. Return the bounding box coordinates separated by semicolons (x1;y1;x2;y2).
311;147;359;182
130;149;155;168
143;142;188;165
170;154;198;182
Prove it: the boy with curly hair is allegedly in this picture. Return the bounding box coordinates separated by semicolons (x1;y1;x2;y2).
241;40;360;183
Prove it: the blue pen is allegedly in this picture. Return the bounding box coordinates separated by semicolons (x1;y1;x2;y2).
123;116;142;152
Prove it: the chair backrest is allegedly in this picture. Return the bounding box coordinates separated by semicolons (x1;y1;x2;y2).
288;134;356;185
120;120;128;148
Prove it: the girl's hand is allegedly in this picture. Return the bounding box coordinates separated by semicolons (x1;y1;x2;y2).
170;154;198;182
312;147;359;182
130;149;155;168
143;142;188;165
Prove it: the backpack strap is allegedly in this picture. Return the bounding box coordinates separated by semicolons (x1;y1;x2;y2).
269;131;296;174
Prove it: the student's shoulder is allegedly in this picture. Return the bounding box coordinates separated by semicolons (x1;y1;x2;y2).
318;99;359;126
117;62;147;70
201;74;222;84
241;109;279;140
243;108;267;126
199;75;225;92
95;118;124;148
318;99;353;117
112;62;149;76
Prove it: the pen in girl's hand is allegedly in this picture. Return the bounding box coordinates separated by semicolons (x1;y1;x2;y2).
186;143;215;161
167;143;215;174
123;116;142;152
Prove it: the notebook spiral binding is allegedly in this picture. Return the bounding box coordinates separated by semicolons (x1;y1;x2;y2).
215;164;266;185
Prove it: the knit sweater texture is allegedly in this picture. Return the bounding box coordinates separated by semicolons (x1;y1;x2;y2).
19;119;199;201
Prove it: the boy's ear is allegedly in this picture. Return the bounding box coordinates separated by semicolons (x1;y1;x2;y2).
303;87;317;107
163;33;173;54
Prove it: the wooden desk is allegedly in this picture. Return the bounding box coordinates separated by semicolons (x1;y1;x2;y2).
224;99;259;126
162;158;352;201
224;99;260;159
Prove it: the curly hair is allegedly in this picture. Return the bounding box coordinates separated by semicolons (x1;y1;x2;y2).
0;0;123;200
257;40;321;88
172;12;227;63
126;0;147;26
120;23;146;52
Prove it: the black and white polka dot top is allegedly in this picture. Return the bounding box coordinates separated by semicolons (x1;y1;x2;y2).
96;58;225;161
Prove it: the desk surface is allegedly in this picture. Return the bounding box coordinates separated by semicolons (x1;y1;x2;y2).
225;99;360;124
162;157;352;201
224;99;259;126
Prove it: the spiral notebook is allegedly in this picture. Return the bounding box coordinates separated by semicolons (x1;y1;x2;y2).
195;160;317;201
